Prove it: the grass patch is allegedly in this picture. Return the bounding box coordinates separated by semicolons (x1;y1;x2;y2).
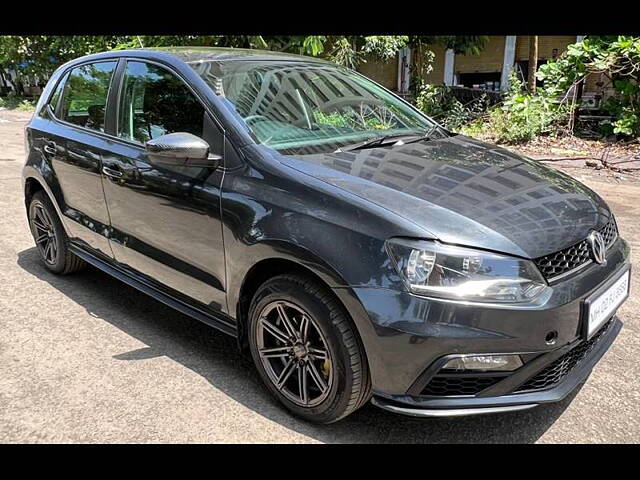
0;96;36;112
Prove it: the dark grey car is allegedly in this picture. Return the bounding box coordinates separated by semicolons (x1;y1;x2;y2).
22;47;630;423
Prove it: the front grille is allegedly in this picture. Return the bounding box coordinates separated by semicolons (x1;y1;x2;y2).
515;319;613;393
534;217;618;281
600;217;618;245
421;374;506;396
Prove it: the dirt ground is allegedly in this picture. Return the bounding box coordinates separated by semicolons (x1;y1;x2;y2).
1;108;638;443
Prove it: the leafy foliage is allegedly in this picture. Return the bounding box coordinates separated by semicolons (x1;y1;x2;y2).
450;73;569;144
301;36;327;56
312;109;392;130
415;84;491;130
0;35;490;131
362;36;409;60
488;73;569;143
537;36;640;137
417;36;640;144
328;38;362;69
0;36;125;76
0;35;487;77
412;36;489;55
0;96;36;111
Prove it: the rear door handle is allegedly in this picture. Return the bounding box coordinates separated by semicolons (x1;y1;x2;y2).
43;142;57;155
102;165;124;179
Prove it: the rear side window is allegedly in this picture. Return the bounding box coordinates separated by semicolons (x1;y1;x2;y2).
47;72;69;115
60;61;117;132
117;61;205;144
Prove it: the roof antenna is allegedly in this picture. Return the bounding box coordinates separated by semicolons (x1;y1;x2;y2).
136;36;144;48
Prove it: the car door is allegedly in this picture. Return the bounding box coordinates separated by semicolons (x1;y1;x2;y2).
48;60;119;258
100;59;228;313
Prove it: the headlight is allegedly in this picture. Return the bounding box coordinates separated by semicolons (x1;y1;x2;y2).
386;238;548;303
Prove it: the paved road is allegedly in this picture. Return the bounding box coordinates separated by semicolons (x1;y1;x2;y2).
1;108;638;443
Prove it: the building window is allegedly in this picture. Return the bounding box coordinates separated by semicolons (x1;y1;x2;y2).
457;72;502;91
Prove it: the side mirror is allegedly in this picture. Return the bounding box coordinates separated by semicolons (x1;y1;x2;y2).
145;132;221;169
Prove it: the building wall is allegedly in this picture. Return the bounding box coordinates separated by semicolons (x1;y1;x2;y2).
357;36;583;91
356;55;398;90
454;36;506;74
516;35;577;61
582;70;614;98
423;43;447;84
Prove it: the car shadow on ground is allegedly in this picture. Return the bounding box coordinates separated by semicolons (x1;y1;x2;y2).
17;247;580;443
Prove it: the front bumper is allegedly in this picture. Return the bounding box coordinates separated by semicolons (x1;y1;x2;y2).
371;316;621;417
333;237;630;417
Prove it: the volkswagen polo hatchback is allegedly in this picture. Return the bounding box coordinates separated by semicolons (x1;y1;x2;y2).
23;47;630;423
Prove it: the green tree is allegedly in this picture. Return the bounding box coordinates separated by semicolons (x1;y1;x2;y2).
0;35;488;98
0;36;126;76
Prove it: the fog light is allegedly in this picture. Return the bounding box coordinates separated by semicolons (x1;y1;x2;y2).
443;354;523;372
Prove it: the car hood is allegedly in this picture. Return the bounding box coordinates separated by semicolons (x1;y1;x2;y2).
278;134;611;259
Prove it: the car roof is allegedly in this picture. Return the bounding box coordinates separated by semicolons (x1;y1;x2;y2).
56;47;335;74
144;46;333;65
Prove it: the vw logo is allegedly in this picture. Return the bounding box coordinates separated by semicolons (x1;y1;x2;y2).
587;231;607;265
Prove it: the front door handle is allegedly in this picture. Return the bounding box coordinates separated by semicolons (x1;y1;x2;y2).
102;165;124;179
43;142;57;155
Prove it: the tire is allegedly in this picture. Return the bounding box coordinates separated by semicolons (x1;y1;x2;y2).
28;190;86;275
248;273;371;423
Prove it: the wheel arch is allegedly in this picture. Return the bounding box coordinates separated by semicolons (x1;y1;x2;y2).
24;176;45;210
234;257;331;350
22;168;71;234
233;254;372;373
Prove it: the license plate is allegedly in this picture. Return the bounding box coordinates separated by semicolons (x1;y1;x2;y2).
585;269;630;338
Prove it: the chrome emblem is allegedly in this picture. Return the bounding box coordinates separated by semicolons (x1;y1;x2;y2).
587;231;607;265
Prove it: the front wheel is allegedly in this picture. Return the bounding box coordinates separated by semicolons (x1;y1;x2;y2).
248;274;371;423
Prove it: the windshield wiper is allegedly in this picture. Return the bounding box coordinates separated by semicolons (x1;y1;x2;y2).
399;125;443;146
335;125;445;153
335;132;420;153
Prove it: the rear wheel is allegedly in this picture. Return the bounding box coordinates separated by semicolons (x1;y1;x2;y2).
248;274;371;423
28;191;85;275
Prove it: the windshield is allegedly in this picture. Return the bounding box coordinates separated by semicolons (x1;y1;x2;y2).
190;59;437;155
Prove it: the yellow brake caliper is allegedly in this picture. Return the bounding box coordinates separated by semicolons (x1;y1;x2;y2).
321;358;331;378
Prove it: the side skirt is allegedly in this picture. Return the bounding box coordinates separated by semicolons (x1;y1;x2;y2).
69;244;237;338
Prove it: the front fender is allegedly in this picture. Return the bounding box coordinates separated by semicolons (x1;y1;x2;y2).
226;238;350;319
224;237;389;390
219;156;414;391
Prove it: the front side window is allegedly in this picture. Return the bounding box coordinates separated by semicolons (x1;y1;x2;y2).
60;61;117;132
192;60;437;154
117;61;205;144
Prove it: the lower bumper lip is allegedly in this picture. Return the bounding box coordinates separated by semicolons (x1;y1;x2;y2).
371;398;539;417
371;316;622;417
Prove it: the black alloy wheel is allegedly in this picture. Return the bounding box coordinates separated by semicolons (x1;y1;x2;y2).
28;191;85;274
248;274;371;423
